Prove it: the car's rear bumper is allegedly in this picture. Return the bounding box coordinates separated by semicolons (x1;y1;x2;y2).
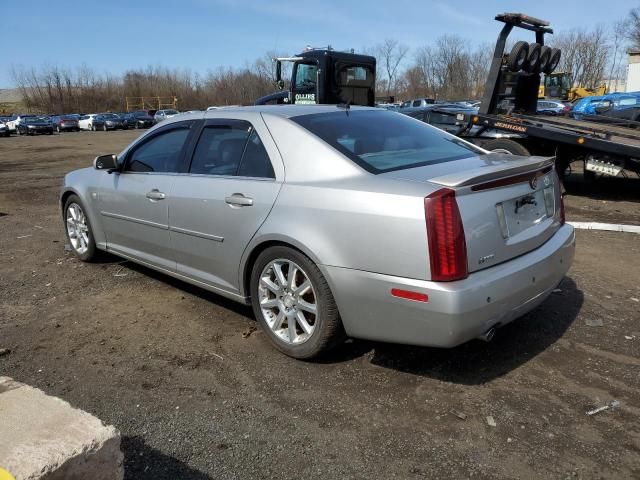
322;224;575;348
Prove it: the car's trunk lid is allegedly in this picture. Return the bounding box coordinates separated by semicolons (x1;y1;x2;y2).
381;153;563;274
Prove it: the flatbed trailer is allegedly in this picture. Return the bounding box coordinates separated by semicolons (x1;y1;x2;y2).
452;13;640;180
459;112;640;177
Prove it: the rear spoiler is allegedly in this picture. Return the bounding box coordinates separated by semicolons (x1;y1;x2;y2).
429;155;555;188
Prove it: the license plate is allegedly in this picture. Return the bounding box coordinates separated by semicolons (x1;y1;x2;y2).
497;189;549;238
585;158;622;177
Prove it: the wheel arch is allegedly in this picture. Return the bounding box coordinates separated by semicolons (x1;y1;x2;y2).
60;187;107;249
239;235;323;299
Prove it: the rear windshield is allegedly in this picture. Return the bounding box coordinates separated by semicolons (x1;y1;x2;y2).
291;110;481;174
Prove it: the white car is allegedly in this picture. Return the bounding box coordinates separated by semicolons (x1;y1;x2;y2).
78;114;105;131
153;109;180;123
0;121;9;137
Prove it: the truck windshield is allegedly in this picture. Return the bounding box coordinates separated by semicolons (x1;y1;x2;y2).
292;110;482;174
294;63;317;90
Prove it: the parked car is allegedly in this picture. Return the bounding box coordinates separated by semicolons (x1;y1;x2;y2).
78;114;106;131
399;103;478;134
537;100;571;115
6;114;36;132
399;98;435;109
154;109;180;123
0;119;9;137
17;116;54;135
50;115;80;132
123;111;154;129
588;94;640;124
569;95;604;119
100;113;127;130
60;106;574;359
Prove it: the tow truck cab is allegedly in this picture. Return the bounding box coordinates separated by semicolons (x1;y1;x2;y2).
255;48;376;107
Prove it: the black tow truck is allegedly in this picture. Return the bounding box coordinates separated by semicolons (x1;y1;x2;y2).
455;13;640;180
255;47;376;107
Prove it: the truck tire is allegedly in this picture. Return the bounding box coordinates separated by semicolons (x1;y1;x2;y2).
483;139;530;156
507;41;529;72
524;43;542;73
544;48;561;74
538;46;552;73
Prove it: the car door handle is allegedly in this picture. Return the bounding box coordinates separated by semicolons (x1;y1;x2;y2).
225;194;253;207
146;189;166;200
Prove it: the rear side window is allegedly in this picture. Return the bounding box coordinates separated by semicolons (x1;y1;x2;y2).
126;127;191;173
292;110;482;174
190;122;275;178
190;124;251;175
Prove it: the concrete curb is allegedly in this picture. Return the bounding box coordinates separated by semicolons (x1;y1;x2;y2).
0;377;123;480
568;221;640;234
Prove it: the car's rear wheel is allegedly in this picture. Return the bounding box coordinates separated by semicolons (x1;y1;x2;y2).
103;124;107;132
63;195;99;262
90;124;95;131
56;125;61;133
250;246;345;359
483;138;530;156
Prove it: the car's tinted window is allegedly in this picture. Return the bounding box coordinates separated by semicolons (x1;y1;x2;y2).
126;127;190;173
292;110;482;174
412;100;421;107
237;130;275;178
190;123;251;175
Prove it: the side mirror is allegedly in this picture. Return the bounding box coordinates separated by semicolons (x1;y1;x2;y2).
276;79;285;90
94;154;118;171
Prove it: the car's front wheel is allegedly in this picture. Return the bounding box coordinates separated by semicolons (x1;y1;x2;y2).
250;246;345;359
63;195;99;262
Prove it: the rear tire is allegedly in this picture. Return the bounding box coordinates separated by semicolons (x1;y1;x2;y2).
103;124;107;132
507;41;529;72
484;139;530;156
250;246;345;359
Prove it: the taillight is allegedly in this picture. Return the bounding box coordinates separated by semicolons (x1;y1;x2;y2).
425;188;468;282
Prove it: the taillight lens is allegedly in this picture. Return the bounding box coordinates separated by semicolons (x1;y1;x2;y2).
425;188;468;282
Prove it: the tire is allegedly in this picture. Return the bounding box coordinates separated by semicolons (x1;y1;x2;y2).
56;125;61;133
524;43;541;73
484;138;531;156
507;41;529;72
135;122;139;129
538;46;552;74
48;130;53;135
90;124;95;131
250;246;345;359
545;48;561;74
103;124;107;132
63;194;100;262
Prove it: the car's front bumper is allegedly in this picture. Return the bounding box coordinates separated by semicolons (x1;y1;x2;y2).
322;224;575;348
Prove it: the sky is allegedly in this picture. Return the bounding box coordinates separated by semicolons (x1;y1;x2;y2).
1;0;637;87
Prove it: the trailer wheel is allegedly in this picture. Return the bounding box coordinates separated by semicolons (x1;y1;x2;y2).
484;139;530;156
524;43;542;73
538;46;552;73
507;41;529;72
544;48;561;74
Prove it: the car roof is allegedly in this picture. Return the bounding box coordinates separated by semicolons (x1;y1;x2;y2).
202;104;378;119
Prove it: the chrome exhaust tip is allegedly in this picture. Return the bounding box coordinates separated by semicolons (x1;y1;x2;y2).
477;327;496;343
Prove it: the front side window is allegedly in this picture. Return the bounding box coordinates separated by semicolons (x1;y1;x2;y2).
126;127;191;173
292;110;482;174
412;100;421;107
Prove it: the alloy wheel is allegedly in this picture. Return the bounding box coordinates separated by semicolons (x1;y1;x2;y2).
66;203;90;254
258;259;317;345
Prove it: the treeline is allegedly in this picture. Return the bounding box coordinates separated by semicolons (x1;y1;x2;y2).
11;8;639;114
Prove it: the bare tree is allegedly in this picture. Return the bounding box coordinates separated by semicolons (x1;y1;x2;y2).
373;39;409;97
550;27;610;89
628;7;640;49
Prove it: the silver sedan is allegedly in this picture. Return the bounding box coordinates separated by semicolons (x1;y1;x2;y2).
61;106;575;358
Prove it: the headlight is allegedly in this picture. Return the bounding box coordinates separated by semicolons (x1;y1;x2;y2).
28;125;35;129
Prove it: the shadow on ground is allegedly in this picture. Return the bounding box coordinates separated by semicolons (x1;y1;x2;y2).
563;170;640;203
320;277;583;385
122;436;211;480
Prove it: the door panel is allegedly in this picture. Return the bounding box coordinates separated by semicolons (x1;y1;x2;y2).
170;177;280;292
99;173;176;271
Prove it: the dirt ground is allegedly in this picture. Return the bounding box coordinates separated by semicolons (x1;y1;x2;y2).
1;131;639;480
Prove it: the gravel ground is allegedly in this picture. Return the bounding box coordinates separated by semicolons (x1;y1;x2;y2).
1;130;639;479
